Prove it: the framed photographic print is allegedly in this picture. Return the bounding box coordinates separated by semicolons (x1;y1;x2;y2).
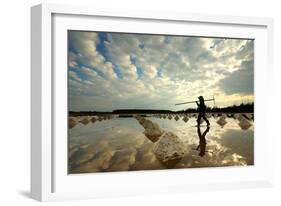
31;3;274;201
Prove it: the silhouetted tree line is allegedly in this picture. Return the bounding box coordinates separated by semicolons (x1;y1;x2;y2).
112;109;172;114
69;103;254;116
179;102;254;113
69;111;113;117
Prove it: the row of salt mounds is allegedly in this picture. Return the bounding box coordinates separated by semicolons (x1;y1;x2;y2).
216;114;227;127
135;116;164;142
69;115;115;129
80;115;111;125
153;132;185;165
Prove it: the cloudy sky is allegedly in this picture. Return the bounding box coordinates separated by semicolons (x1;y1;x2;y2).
68;31;254;112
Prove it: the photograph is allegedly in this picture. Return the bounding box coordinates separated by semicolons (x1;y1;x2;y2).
67;30;254;174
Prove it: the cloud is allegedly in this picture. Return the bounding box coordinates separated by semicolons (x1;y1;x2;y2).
68;31;254;111
69;71;81;82
68;31;117;80
218;60;254;95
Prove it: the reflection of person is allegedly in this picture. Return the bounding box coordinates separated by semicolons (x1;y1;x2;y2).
196;96;210;126
196;125;210;157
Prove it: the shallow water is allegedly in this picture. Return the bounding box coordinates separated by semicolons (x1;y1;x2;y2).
68;115;254;174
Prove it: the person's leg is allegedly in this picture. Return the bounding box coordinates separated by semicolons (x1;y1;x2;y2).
197;113;202;125
203;114;210;125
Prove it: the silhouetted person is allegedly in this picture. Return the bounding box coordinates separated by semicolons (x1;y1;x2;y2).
196;96;210;126
196;125;210;157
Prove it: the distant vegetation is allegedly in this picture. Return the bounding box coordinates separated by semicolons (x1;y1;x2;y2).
69;102;254;116
180;102;254;113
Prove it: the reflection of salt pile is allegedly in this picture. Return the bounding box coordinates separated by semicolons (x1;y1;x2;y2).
216;116;227;127
98;116;103;121
90;117;96;123
69;117;77;129
182;115;189;123
154;132;185;163
174;115;179;121
79;117;90;125
238;116;252;130
168;115;172;120
109;148;137;171
84;150;115;172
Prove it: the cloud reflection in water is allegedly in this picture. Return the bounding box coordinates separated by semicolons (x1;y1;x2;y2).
68;116;254;174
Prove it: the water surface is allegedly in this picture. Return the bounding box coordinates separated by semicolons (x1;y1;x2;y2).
68;115;254;173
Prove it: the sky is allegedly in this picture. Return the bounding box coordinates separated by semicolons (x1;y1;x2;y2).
68;31;254;112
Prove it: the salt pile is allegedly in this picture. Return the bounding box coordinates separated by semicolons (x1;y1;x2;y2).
221;114;227;118
154;132;185;164
79;117;90;125
206;113;212;118
174;115;179;121
135;117;152;129
244;113;253;120
98;116;103;121
135;117;164;142
182;116;189;123
69;117;77;129
141;119;154;128
212;113;218;118
233;113;241;120
238;116;252;130
216;116;227;127
90;117;97;123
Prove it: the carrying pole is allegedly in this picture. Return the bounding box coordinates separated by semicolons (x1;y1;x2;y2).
175;96;215;106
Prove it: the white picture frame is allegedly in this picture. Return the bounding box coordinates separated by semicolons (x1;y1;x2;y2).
31;3;274;202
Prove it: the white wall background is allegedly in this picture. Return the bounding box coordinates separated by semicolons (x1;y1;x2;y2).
0;0;280;205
